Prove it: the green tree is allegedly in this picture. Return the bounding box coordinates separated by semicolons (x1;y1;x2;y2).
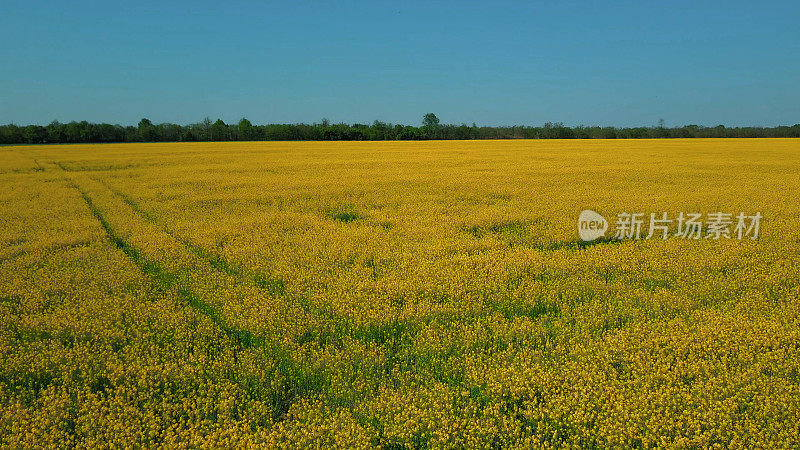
64;122;82;142
422;113;440;139
238;118;254;140
138;118;156;141
46;121;65;143
422;113;440;128
211;119;228;141
23;125;47;144
199;117;212;140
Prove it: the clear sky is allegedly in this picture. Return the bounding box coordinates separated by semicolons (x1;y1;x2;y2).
1;0;798;127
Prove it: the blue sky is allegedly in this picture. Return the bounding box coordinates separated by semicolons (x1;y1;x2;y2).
1;1;798;127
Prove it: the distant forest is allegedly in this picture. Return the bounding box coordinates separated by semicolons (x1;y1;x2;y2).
2;114;799;144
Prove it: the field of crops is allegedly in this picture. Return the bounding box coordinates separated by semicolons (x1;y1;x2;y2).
1;139;799;448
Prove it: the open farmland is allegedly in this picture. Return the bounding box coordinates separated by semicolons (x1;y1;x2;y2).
1;139;800;448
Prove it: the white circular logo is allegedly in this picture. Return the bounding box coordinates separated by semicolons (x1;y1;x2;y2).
578;210;608;242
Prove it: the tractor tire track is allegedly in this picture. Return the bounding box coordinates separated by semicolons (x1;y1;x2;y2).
45;159;329;421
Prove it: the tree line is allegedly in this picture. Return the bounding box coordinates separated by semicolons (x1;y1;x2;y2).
2;114;799;144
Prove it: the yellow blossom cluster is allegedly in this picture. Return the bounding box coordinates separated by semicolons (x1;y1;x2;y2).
1;139;799;447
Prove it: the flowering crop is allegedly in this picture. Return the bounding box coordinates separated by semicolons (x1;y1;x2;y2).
1;139;799;448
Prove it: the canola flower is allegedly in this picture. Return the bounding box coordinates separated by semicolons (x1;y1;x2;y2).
0;139;799;448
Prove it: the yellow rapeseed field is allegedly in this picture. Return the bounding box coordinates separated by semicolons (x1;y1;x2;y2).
1;139;799;448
